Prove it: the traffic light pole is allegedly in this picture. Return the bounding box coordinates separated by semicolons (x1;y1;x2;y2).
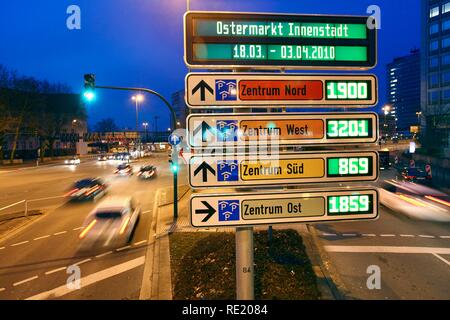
91;85;179;221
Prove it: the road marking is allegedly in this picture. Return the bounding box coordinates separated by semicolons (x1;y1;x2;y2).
440;236;450;239
34;235;50;241
73;227;83;231
419;235;435;239
11;241;29;247
0;288;5;292
74;258;92;266
133;240;147;246
116;245;131;252
432;254;450;266
142;210;152;214
380;234;396;237
13;276;38;286
0;247;5;250
322;233;337;237
53;231;67;236
95;251;113;258
26;256;145;300
362;234;376;237
342;234;357;237
324;245;450;255
400;234;415;238
45;267;66;275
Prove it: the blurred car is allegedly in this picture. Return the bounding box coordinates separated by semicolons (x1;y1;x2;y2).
97;154;108;161
379;180;450;221
114;152;131;161
65;178;108;202
114;163;133;176
78;196;141;249
401;168;431;182
65;156;80;165
137;165;157;179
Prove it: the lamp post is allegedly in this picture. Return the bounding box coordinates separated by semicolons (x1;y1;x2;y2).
131;94;144;132
143;122;149;142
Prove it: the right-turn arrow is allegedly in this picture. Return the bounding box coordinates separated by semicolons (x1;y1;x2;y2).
195;201;216;222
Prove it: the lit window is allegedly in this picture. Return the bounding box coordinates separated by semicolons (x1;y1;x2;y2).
443;36;450;48
431;6;440;18
430;56;439;68
443;2;450;14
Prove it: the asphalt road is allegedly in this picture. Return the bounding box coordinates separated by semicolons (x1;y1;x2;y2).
312;170;450;300
0;154;186;300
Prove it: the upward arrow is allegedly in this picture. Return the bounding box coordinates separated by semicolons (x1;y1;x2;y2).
195;201;216;223
192;80;214;101
193;121;215;143
194;161;216;182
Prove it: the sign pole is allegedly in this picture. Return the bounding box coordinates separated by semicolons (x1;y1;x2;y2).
236;226;254;300
234;102;254;300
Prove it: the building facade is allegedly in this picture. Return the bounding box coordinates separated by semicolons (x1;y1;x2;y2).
421;0;450;154
387;49;421;135
171;90;189;128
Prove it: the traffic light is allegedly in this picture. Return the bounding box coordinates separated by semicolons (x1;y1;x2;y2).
83;74;96;102
169;148;179;173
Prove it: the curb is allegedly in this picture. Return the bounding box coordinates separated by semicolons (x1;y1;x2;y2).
305;224;348;300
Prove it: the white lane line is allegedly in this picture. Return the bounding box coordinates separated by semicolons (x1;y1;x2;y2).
419;235;435;239
74;258;91;266
116;245;131;252
142;210;152;214
26;256;145;300
13;276;38;286
0;247;5;250
0;288;5;292
95;251;113;258
380;234;396;237
34;235;50;241
11;241;29;247
325;245;450;254
53;231;67;236
400;234;415;238
73;227;83;231
362;234;376;237
440;236;450;239
45;267;66;275
133;240;147;246
342;234;357;237
432;253;450;266
322;233;337;237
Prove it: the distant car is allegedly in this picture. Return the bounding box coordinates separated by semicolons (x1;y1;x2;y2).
65;156;80;165
78;196;141;249
401;168;431;182
66;178;108;202
97;154;108;161
137;165;157;179
114;163;133;176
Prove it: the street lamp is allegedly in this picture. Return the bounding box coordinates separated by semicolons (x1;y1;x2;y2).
416;111;422;124
131;94;144;132
382;105;391;137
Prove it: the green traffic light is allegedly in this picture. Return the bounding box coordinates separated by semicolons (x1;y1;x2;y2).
83;90;96;102
171;164;179;173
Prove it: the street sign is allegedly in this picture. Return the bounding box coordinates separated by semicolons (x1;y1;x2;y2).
191;188;379;227
186;73;377;108
184;11;377;70
189;151;378;188
187;112;378;148
168;133;182;146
